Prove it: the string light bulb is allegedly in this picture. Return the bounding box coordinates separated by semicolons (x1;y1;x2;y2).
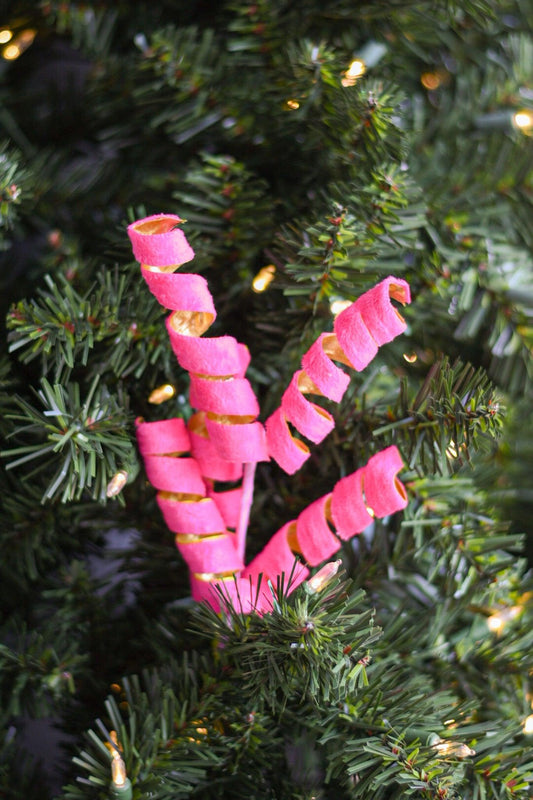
106;470;129;498
252;265;276;292
487;604;522;633
429;735;475;759
329;298;351;316
2;28;36;60
148;383;176;404
284;99;300;110
512;110;533;134
0;29;12;44
106;732;132;799
307;559;342;593
446;440;459;459
523;714;533;735
342;58;366;86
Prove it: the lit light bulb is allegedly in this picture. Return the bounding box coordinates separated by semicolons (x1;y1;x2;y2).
285;99;300;110
523;715;533;734
148;383;176;404
111;754;127;787
307;559;342;593
106;732;133;799
342;59;366;86
431;737;475;758
402;352;418;363
2;29;36;60
420;72;442;91
329;298;351;316
512;110;533;134
487;605;522;633
0;29;13;44
446;440;458;459
106;470;129;498
3;43;20;60
252;265;276;292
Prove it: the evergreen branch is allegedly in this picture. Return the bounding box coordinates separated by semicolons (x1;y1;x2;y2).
191;572;380;711
43;2;119;58
0;624;81;720
372;356;504;473
172;152;276;271
6;265;176;382
1;376;136;503
0;140;30;239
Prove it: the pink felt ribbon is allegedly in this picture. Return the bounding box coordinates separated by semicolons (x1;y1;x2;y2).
128;216;268;465
128;215;411;613
188;412;243;482
135;417;244;581
128;214;195;267
266;277;411;473
238;444;408;607
243;445;407;581
136;416;191;456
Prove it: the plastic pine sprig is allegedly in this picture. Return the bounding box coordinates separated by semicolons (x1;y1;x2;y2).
1;376;133;502
127;213;411;613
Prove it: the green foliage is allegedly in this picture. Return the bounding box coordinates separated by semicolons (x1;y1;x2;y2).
0;0;532;798
1;376;136;502
0;141;29;241
173;152;276;271
193;575;379;710
6;266;175;382
373;356;504;473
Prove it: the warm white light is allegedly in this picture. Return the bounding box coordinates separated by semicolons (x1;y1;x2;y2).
487;613;504;633
285;99;300;110
307;559;342;593
421;71;442;90
487;605;522;633
513;111;533;132
111;755;127;787
2;29;35;60
0;29;12;44
3;43;20;60
403;352;418;363
446;440;458;459
330;299;351;316
106;470;128;498
432;738;475;758
523;715;533;734
252;265;276;292
342;59;366;86
148;383;176;404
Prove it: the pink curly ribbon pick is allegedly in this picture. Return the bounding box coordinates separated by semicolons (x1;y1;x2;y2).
128;214;411;614
266;277;411;473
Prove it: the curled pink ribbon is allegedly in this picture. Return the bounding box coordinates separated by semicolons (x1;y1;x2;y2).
266;277;411;474
128;214;410;613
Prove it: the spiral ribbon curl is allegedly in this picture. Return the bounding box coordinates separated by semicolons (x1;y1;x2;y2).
128;214;269;465
136;417;245;580
266;276;411;474
127;214;410;613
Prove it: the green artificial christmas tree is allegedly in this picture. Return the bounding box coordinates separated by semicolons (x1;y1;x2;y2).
1;1;533;798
